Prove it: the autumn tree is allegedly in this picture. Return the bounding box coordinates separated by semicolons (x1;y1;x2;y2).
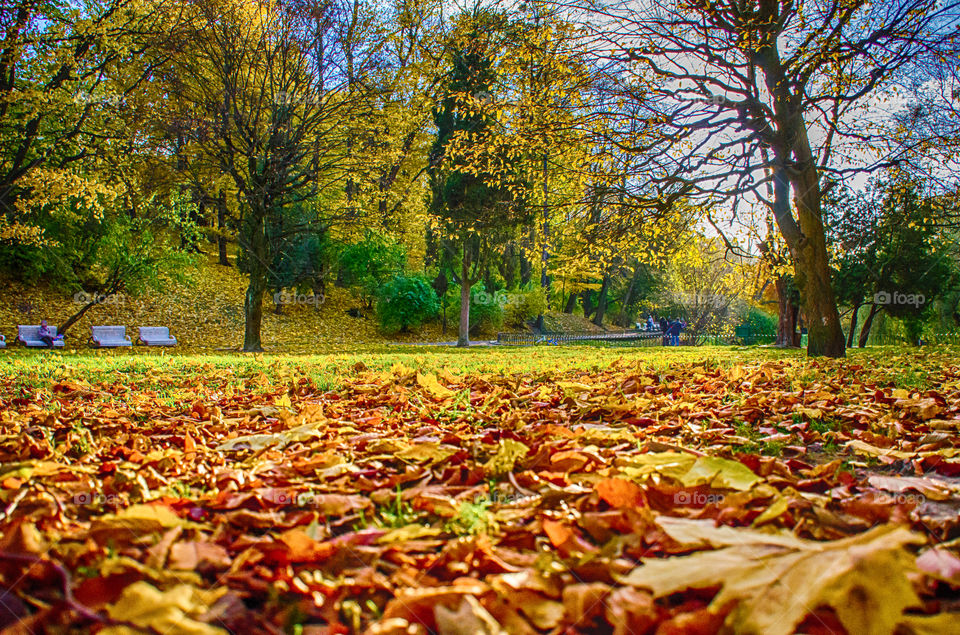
567;0;960;356
429;8;530;347
171;0;381;351
827;179;954;346
0;0;176;244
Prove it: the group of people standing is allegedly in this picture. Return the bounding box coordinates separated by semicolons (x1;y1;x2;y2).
644;315;686;346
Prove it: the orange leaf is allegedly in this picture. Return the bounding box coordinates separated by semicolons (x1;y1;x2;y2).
596;478;646;508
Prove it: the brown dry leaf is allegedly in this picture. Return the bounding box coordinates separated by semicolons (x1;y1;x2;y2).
595;478;646;508
621;519;924;635
434;595;504;635
101;581;227;635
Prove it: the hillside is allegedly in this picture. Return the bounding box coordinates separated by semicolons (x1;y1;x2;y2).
0;253;436;351
0;252;632;350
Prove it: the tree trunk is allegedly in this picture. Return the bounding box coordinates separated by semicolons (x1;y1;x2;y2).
243;275;266;351
59;300;99;336
242;210;268;352
457;253;471;347
563;292;577;314
582;290;595;319
593;275;610;327
847;301;861;349
858;303;881;348
775;276;799;347
217;191;230;267
617;264;642;327
767;162;845;357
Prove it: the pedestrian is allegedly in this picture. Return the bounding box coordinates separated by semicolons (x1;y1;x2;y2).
659;317;669;345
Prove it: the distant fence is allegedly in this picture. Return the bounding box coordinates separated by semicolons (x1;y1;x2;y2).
864;332;960;346
495;330;777;347
497;329;960;348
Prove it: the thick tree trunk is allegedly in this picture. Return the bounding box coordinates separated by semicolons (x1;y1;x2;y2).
775;276;799;347
593;275;610;327
767;162;845;357
847;301;861;349
792;171;846;357
582;290;595;319
242;210;268;352
858;303;881;348
243;276;266;351
563;293;577;314
457;254;471;347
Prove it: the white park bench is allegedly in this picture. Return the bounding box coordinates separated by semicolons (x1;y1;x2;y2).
136;326;177;346
90;325;132;347
17;325;65;347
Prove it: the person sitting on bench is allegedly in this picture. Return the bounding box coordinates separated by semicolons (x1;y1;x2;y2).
38;320;63;348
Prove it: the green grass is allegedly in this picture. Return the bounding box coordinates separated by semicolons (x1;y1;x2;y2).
1;343;956;399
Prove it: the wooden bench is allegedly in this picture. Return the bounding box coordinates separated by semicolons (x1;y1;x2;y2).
17;325;65;347
90;325;132;347
136;326;177;346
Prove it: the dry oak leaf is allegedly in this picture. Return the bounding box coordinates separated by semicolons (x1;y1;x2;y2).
216;422;323;452
417;372;456;400
101;581;227;635
620;517;924;635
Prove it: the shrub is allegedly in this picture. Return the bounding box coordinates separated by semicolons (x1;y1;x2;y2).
339;231;405;309
376;274;440;334
739;305;777;334
503;286;547;327
446;283;503;335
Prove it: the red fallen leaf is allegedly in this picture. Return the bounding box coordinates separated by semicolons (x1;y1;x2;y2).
604;587;658;635
542;518;598;556
168;540;232;571
264;529;338;563
657;603;728;635
191;401;208;419
72;572;143;609
562;582;610;627
596;478;646;509
542;518;574;548
550;450;592;472
2;477;23;489
916;548;960;584
919;455;960;477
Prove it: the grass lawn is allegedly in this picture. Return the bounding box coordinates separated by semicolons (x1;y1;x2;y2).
1;344;958;633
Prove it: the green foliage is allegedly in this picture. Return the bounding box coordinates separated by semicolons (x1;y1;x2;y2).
339;231;406;308
448;283;504;334
0;198;193;302
376;274;440;334
503;285;547;327
738;305;777;334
